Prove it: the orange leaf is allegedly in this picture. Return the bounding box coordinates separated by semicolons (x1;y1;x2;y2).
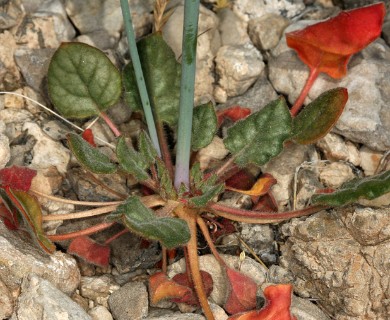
149;272;192;305
227;284;296;320
224;268;258;315
226;173;277;196
217;106;251;126
286;3;385;78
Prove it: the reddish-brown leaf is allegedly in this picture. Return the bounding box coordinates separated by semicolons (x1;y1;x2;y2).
0;166;37;191
224;268;258;314
252;192;278;212
149;272;193;305
82;129;97;147
286;3;385;78
225;170;256;191
0;203;19;230
217;106;251;126
172;271;214;306
227;284;296;320
67;236;110;267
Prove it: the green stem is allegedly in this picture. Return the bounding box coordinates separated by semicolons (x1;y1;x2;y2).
290;67;319;117
174;0;200;189
120;0;161;156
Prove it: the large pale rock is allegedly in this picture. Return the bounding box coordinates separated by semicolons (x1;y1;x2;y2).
217;8;250;46
0;31;21;90
232;0;305;21
0;134;10;168
80;275;120;308
108;281;148;320
0;278;13;319
318;162;355;189
281;207;390;319
269;20;390;151
11;274;90;320
215;44;264;98
0;220;80;296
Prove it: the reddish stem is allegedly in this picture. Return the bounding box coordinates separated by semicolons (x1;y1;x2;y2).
47;222;115;241
208;202;328;224
104;228;129;245
290;68;319;117
100;112;121;137
162;247;168;274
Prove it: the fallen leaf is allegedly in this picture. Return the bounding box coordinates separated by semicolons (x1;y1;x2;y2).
0;202;19;230
149;272;192;305
224;267;258;314
172;271;213;306
286;3;385;78
0;166;37;191
226;174;277;197
217;106;251;126
227;284;296;320
67;236;110;267
225;170;256;191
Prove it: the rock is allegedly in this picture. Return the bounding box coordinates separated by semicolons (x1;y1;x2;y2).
269;21;390;151
11;274;91;320
294;165;324;210
383;19;390;46
0;133;10;168
0;0;23;30
248;13;289;51
35;0;76;41
0;278;13;319
218;70;278;112
217;8;250;46
0;219;80;295
261;143;314;210
215;43;264;98
76;30;118;50
145;312;205;320
232;0;305;21
168;254;267;306
359;145;383;176
23;122;70;174
316;133;361;166
0;31;21;91
108;281;148;320
280;208;390;319
163;3;219;104
14;48;55;91
64;0;153;41
318;161;355;188
88;305;113;320
239;223;276;264
80;275;120;308
291;295;331;320
110;232;161;275
196;136;229;171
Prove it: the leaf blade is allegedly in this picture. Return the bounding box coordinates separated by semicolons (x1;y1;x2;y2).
48;42;122;118
192;102;218;151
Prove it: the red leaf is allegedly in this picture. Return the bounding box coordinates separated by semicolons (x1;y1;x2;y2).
225;170;256;191
0;166;37;191
252;192;278;212
286;3;385;79
149;272;193;305
217;106;251;126
82;129;97;147
227;284;296;320
0;203;19;230
67;236;110;267
172;271;214;306
224;268;258;314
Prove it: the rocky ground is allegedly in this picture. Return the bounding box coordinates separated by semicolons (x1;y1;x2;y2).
1;0;390;319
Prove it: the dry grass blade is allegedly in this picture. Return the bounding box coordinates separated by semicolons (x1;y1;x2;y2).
154;0;172;32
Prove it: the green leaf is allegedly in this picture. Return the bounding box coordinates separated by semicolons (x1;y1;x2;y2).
292;88;348;144
1;188;55;253
188;183;224;208
68;133;116;174
123;33;181;126
224;98;292;167
156;159;177;200
115;196;190;249
190;162;203;189
138;131;158;166
192;102;218;151
48;42;121;119
116;136;149;181
312;170;390;206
